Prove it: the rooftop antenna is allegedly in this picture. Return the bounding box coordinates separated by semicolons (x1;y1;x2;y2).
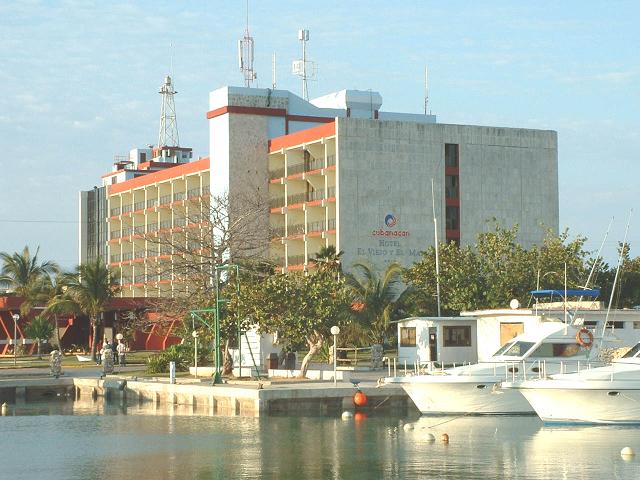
238;0;257;87
272;52;277;89
424;66;429;115
292;29;317;100
158;74;179;148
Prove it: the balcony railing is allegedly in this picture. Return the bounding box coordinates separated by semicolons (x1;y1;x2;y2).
122;227;133;237
308;190;325;202
173;192;185;202
288;254;305;266
122;204;133;214
269;197;286;209
326;154;336;166
287;163;305;176
269;167;285;180
159;219;172;230
327;186;336;198
202;185;210;195
160;246;172;255
110;254;121;263
307;156;324;171
147;198;158;209
147;249;158;258
287;223;305;236
174;218;186;228
134;251;145;260
327;218;337;230
187;187;200;199
287;193;307;206
271;226;286;239
134;274;146;284
147;223;158;233
133;226;145;235
120;276;133;285
307;220;325;233
110;207;121;216
110;230;120;240
272;257;286;267
134;201;145;211
122;252;133;261
159;194;171;205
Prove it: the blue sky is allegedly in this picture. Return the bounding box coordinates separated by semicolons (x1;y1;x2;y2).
1;0;638;268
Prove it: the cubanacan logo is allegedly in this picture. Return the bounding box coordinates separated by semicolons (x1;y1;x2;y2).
372;213;410;237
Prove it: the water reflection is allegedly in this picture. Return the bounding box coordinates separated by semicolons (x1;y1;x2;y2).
1;400;638;480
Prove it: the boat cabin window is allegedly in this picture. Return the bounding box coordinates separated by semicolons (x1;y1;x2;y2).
622;343;640;359
499;341;535;358
493;342;514;357
530;342;583;358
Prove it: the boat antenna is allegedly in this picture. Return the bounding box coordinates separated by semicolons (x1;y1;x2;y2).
599;209;632;349
431;178;442;317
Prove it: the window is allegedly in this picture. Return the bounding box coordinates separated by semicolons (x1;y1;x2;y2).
400;327;416;347
445;175;459;199
445;144;459;167
500;341;535;358
445;206;459;230
622;343;640;358
443;326;471;347
530;343;583;358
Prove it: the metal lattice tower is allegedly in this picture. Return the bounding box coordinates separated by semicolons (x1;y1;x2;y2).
158;75;179;148
238;1;257;87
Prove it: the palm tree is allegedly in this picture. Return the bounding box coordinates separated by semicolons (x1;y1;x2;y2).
0;246;59;297
24;315;54;359
344;261;408;345
311;245;343;273
41;275;81;353
63;258;118;361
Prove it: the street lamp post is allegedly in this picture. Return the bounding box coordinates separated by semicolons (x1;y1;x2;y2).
12;314;19;367
330;325;340;387
192;330;199;378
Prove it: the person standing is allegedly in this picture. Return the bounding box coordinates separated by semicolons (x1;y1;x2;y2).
117;340;127;366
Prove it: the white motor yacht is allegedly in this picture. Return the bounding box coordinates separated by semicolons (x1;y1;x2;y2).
386;322;609;415
504;342;640;424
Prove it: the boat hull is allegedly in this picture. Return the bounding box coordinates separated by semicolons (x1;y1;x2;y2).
518;380;640;424
397;377;535;415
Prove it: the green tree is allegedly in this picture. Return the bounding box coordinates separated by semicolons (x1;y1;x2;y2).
344;261;408;345
0;246;59;300
310;245;343;272
24;315;55;359
63;259;118;361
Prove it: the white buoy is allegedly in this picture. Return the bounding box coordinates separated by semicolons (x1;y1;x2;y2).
403;423;414;431
425;433;436;442
341;411;354;420
621;447;635;458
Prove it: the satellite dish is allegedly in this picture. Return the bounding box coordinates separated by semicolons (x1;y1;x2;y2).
509;299;520;310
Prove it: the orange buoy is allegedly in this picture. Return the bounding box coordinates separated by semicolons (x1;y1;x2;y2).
353;391;368;407
441;433;449;443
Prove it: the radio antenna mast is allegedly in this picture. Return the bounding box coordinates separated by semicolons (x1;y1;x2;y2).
238;0;257;87
292;29;316;100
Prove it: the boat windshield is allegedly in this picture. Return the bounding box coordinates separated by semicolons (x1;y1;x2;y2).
622;343;640;359
496;341;536;358
493;342;515;357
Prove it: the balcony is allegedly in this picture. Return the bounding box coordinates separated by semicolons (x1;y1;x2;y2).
122;204;133;214
307;220;325;233
122;227;133;237
134;251;145;260
269;197;286;209
288;254;305;266
120;276;133;285
147;198;158;209
110;230;121;240
287;192;307;206
147;223;158;233
160;246;173;255
307;190;325;202
159;219;172;230
110;207;121;216
134;274;146;284
110;254;121;263
133;226;145;235
271;226;286;239
159;194;171;205
134;201;145;211
327;218;337;230
174;217;186;228
173;192;185;202
187;187;200;199
287;163;305;176
269;167;285;180
202;185;210;195
307;156;324;171
326;154;336;167
122;252;133;262
287;223;305;236
327;186;336;198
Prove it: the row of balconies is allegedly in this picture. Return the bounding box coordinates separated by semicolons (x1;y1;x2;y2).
109;215;205;240
268;155;336;180
269;187;336;209
109;244;193;264
271;218;336;239
109;185;210;216
115;271;173;286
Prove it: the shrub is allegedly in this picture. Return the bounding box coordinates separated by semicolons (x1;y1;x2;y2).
145;343;211;374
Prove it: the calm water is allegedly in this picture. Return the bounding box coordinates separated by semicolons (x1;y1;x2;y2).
1;399;639;479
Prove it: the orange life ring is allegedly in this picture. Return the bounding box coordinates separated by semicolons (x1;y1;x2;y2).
576;328;594;348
